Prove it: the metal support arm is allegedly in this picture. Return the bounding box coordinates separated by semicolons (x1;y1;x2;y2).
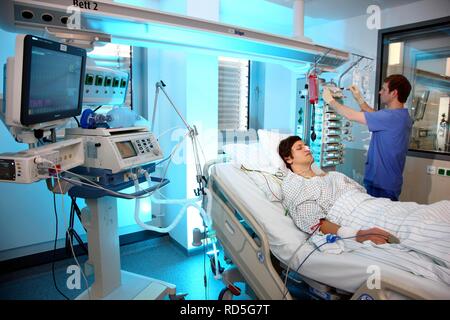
151;81;206;196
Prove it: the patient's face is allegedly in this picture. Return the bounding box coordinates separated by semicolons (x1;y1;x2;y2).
288;140;313;166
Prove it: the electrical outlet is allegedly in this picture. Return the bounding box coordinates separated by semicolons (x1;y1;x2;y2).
426;165;436;175
437;167;446;176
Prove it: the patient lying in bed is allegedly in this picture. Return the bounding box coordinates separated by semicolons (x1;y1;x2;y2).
278;136;450;270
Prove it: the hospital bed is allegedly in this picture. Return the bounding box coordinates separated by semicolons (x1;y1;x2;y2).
205;161;450;300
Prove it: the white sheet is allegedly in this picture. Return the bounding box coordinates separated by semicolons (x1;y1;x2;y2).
213;163;450;299
328;190;450;284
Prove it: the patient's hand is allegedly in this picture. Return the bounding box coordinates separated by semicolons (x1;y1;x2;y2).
356;228;391;245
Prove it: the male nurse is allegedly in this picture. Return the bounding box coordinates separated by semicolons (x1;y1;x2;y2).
322;74;412;201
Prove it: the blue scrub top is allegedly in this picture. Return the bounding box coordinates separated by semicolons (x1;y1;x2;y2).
364;108;412;193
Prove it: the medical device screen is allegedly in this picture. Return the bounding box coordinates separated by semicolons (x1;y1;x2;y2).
20;35;86;125
0;159;15;181
116;141;137;159
28;48;82;115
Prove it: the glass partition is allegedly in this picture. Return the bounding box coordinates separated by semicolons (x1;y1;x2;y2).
376;17;450;158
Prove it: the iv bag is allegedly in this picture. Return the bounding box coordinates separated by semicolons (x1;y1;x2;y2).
352;66;361;88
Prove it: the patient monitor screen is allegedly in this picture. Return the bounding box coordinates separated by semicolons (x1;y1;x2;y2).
28;47;83;116
116;141;137;159
20;35;86;125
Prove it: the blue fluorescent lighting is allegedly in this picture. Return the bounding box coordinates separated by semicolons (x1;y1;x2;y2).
220;0;293;37
113;0;158;9
93;19;320;67
81;7;345;69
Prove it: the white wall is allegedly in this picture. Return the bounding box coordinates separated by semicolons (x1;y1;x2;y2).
262;63;297;133
0;29;16;98
153;49;188;248
220;0;292;37
185;53;218;247
113;0;160;10
152;0;220;250
306;0;450;58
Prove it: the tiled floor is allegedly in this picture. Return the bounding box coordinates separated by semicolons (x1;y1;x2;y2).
0;237;250;300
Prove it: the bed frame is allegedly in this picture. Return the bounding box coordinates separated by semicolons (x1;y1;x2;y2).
204;160;428;300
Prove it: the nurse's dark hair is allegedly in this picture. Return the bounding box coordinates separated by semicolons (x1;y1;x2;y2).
384;74;412;103
278;136;302;171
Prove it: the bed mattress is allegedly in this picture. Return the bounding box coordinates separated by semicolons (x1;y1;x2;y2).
212;163;450;299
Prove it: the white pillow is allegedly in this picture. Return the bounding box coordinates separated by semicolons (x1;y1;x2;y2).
222;143;275;173
242;169;287;202
257;129;292;171
257;129;327;175
245;164;325;202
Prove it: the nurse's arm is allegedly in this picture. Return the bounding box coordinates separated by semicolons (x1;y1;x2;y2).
329;100;367;125
359;101;375;113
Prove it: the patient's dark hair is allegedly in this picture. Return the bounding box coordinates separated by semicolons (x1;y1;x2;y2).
278;136;302;171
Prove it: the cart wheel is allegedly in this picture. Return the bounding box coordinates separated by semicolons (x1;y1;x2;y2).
218;287;234;300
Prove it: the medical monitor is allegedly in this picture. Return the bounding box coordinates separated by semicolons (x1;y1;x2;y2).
4;34;86;129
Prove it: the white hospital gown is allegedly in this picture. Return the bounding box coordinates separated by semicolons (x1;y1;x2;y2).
281;170;365;233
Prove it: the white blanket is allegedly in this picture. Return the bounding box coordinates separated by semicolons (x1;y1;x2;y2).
327;189;450;284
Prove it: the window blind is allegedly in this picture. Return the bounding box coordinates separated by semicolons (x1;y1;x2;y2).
218;57;249;131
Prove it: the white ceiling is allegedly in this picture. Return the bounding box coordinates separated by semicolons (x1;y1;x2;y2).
267;0;423;20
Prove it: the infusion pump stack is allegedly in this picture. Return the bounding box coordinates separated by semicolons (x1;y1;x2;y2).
296;73;353;170
0;34;178;300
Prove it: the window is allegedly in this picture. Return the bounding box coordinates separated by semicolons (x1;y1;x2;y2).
218;57;249;131
376;17;450;159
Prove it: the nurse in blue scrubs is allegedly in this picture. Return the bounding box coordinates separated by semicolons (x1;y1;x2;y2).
322;74;412;201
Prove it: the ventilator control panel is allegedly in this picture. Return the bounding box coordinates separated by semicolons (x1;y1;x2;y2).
65;127;163;174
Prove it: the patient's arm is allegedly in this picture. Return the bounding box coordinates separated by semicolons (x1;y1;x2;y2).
320;220;390;244
356;228;391;245
319;219;340;235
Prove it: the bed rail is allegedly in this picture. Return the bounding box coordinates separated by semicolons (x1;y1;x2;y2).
351;276;428;300
206;163;293;299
